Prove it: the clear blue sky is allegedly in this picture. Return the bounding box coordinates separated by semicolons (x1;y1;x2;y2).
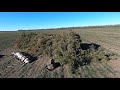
0;12;120;31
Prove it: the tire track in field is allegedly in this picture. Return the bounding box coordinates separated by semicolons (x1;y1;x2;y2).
9;62;35;78
85;65;97;78
2;58;24;78
101;63;116;78
91;63;106;78
63;64;72;78
10;63;32;78
3;62;23;78
81;66;91;78
79;66;88;78
88;63;103;78
91;63;105;78
0;58;14;75
93;63;111;78
80;65;90;78
107;59;120;78
27;56;50;78
16;62;36;78
19;64;35;78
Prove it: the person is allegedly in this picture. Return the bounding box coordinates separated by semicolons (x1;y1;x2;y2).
51;59;55;64
45;59;55;71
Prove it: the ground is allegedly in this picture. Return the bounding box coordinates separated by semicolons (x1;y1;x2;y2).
1;47;120;78
0;47;64;78
1;26;120;78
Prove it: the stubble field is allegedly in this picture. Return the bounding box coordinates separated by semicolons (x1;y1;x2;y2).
0;26;120;78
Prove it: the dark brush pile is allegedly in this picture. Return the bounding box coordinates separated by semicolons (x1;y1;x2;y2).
14;31;115;74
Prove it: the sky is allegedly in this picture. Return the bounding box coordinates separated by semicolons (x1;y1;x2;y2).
0;12;120;31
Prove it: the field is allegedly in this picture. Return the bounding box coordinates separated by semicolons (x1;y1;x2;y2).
1;26;120;78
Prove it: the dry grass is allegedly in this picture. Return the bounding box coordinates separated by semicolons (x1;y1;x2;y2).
1;26;120;78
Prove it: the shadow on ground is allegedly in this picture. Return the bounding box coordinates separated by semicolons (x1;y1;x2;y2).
80;43;100;50
0;55;5;59
54;62;61;69
73;43;101;69
20;52;38;63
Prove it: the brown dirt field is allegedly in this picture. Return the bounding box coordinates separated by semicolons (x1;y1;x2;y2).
1;27;120;78
1;45;120;78
0;47;63;78
63;65;72;78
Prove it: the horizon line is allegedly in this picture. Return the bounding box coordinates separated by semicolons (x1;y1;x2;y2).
0;24;120;31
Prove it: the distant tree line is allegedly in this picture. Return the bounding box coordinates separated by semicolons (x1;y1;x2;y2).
17;24;120;31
